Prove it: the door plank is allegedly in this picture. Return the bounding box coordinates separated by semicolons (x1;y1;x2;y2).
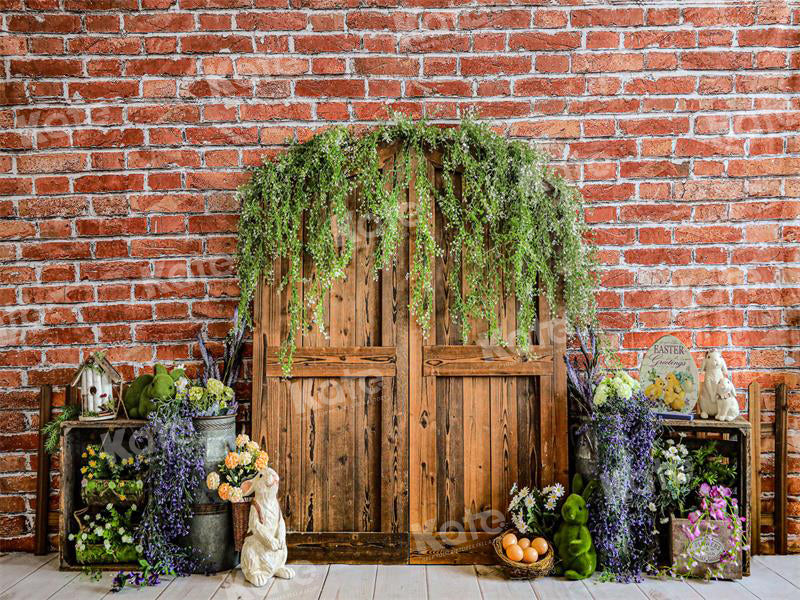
317;564;377;600
490;376;517;528
538;292;555;485
375;565;428;600
380;154;408;536
463;376;491;530
423;345;554;376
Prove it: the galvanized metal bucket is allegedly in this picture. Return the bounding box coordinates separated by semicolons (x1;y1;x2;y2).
185;502;236;573
193;413;236;504
185;414;236;573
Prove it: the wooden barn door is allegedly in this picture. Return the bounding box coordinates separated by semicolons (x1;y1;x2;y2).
251;150;409;562
407;156;568;564
251;148;566;564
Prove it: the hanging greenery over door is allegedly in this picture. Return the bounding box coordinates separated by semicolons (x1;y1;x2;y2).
236;117;597;374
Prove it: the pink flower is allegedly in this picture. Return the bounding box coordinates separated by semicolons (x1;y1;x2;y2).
688;510;700;524
699;482;711;497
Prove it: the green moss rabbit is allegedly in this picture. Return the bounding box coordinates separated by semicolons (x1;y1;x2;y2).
553;474;597;580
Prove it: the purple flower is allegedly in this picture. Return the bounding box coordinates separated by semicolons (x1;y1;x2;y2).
699;482;711;497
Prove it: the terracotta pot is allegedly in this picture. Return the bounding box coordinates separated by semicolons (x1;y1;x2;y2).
231;500;251;552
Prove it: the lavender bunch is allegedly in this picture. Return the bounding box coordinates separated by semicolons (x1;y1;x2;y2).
112;400;205;591
565;328;602;417
197;307;248;388
588;389;661;582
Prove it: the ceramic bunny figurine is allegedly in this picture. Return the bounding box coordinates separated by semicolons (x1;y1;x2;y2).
240;467;294;586
699;351;731;419
715;378;740;421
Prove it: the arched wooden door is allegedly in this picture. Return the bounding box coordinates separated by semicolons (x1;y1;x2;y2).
251;148;566;564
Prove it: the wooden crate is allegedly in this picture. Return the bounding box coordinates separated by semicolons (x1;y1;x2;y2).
661;417;752;576
59;419;146;571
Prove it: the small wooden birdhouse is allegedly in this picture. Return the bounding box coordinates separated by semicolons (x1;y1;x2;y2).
70;351;122;421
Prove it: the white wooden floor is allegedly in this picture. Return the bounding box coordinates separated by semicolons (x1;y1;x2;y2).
1;553;799;600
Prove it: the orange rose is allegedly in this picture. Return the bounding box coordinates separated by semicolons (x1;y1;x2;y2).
224;451;240;469
255;452;269;471
217;482;231;501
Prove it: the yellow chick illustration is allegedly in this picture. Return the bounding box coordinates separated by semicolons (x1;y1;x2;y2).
645;376;665;402
664;372;686;410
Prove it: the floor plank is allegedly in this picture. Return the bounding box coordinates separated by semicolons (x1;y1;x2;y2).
0;553;57;595
532;576;594;600
317;565;376;600
736;558;798;600
210;569;272;600
267;564;329;600
426;566;481;600
0;553;798;600
156;571;227;600
0;556;76;600
47;571;114;600
582;577;648;600
636;577;703;600
374;565;427;600
754;555;800;590
686;579;757;600
474;565;533;600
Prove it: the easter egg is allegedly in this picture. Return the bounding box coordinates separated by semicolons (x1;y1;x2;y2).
517;538;530;550
501;533;518;549
506;544;524;562
531;537;548;556
522;547;539;564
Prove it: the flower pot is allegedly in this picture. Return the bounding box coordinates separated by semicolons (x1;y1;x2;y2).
81;478;145;506
192;414;236;504
184;502;236;574
183;414;237;573
231;500;251;552
669;515;742;580
572;416;597;480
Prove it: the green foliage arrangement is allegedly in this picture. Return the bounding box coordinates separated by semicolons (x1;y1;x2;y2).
41;405;79;454
237;117;597;374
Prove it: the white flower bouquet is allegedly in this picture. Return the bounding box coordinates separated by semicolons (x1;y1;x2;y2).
507;482;565;539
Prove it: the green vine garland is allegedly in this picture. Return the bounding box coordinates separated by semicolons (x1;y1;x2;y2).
237;117;597;375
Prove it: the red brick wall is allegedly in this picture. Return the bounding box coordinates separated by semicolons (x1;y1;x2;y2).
1;1;798;552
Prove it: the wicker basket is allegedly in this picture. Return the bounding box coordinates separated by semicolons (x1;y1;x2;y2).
492;530;555;580
231;500;251;552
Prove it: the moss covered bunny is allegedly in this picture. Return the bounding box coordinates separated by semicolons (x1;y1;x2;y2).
124;364;185;419
553;474;597;580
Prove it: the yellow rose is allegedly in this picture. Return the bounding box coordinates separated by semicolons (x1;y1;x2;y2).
218;483;231;501
224;452;240;469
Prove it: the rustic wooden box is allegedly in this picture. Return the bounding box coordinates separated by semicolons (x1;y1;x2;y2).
661;417;751;576
59;419;145;571
670;516;742;579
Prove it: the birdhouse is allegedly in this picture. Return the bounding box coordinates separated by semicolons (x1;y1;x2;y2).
69;351;122;421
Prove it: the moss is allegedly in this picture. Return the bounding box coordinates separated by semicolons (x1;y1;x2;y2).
237;116;597;375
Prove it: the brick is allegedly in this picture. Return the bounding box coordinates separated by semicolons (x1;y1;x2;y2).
509;32;580;51
294;34;359;54
354;57;419;76
398;34;469;53
461;56;530;75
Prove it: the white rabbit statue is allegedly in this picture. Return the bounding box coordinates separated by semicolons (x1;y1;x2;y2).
715;378;740;421
240;467;295;586
699;350;731;419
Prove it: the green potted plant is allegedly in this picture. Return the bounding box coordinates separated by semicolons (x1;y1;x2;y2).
79;444;146;506
71;503;142;565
